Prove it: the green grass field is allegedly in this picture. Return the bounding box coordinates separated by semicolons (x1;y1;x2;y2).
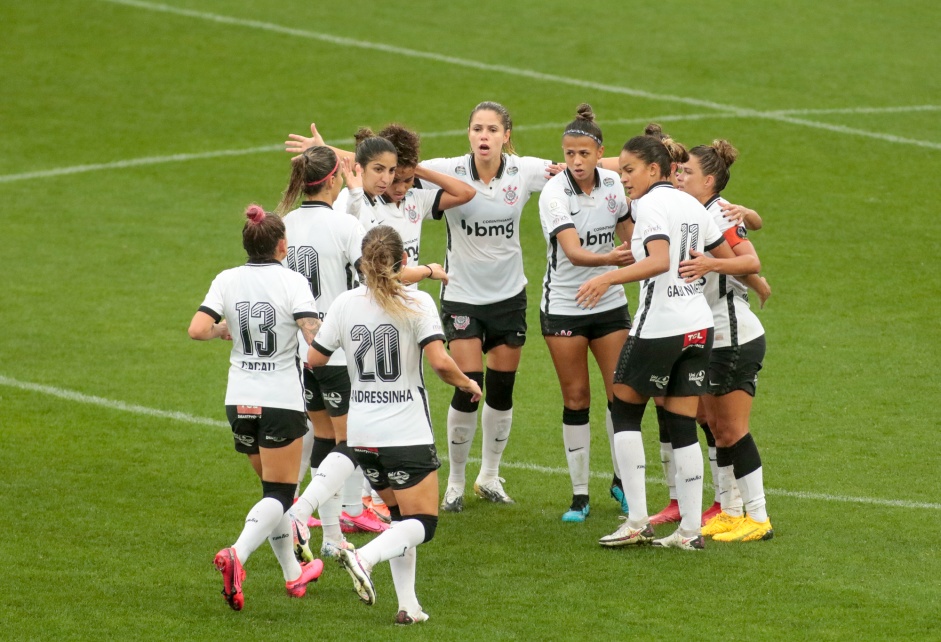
2;1;940;639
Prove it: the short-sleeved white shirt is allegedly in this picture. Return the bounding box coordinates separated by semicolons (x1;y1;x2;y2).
420;153;552;305
701;197;764;348
199;262;318;411
539;168;631;315
282;201;365;366
630;183;724;339
312;288;445;447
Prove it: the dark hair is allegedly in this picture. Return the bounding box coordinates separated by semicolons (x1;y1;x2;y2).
622;136;673;180
354;127;397;167
562;103;603;145
277;146;339;214
242;204;285;261
689;139;739;194
468;101;516;155
642;123;688;164
378;124;421;168
359;225;415;320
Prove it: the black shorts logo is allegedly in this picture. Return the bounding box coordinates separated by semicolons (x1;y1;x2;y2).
452;315;470;331
388;470;411;484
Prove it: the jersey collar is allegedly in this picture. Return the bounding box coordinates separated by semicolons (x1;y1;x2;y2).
469;153;506;182
301;200;332;209
564;168;600;195
364;192;392;206
246;258;281;266
704;194;721;210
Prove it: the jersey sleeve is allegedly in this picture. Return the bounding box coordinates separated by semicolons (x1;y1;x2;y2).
636;200;670;248
538;183;575;238
411;188;444;219
702;214;725;252
289;272;319;321
311;299;342;357
519;156;553;193
615;193;631;223
412;292;446;348
197;273;225;322
419;157;454;176
710;201;748;249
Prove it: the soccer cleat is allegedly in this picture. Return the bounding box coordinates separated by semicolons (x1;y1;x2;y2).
291;512;314;563
701;501;722;526
365;498;391;523
474;477;515;504
701;511;746;537
394;609;430;625
652;529;705;550
320;539;354;560
440;486;465;513
712;516;774;542
598;518;655;547
609;482;629;514
307;516;322;529
213;547;246;611
649;499;681;525
562;494;590;523
285;559;324;598
340;507;390;533
337;547;376;605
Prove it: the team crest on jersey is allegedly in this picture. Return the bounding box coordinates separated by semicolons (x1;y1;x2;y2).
455;165;467;176
605;193;619;213
503;185;519;205
507;166;518;176
452;315;470;331
404;203;420;223
603;177;615;187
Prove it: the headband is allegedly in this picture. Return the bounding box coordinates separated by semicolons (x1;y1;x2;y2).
564;129;602;145
306;159;340;186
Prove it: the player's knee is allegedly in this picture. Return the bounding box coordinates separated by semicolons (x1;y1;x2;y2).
451;371;484;412
655;406;670;442
261;480;297;513
310;436;335;468
407;513;439;544
562;406;590;426
663;410;698;449
485;369;516;411
331;440;357;464
612;397;645;433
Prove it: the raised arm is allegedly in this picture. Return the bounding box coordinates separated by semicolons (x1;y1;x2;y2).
413;165;476;210
285;123;356;162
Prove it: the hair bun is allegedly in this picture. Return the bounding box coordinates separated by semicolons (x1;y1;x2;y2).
575;103;596;122
711;139;739;167
354;127;375;146
644;123;664;138
245;204;266;224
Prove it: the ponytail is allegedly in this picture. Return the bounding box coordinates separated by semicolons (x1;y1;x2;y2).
359;226;416;320
277;146;339;214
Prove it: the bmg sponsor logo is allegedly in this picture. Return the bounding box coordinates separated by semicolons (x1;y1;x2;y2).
461;218;514;239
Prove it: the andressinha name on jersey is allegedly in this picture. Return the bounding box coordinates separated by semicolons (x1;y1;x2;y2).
352;389;415;404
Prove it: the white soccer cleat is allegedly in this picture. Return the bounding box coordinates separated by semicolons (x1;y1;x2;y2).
440;485;465;512
473;477;515;504
337;547;376;605
652;528;705;551
598;518;655;547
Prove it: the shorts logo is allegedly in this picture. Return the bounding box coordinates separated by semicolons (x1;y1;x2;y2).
506;166;519;176
304;390;313;402
688;370;705;386
405;204;420;223
234;433;255;447
554;330;572;336
683;330;708;348
455;165;467;176
323;391;343;408
265;435;287;442
236;405;262;416
649;375;670;390
388;470;411;484
605;193;619;213
452;315;470;331
364;468;382;483
503;185;519;206
603;177;615;187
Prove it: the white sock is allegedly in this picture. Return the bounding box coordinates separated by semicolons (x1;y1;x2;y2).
268;511;302;581
562;421;590;496
296;427;313;496
342;467;366;517
294;451;355;523
673;443;704;535
605;406;621;478
659;441;677;501
719;465;744;517
446;407;477;488
320;489;343;545
737;468;768;522
708;446;720;503
479;404;512;480
390;545;420;614
358;519;426;568
612;431;648;527
232;497;284;565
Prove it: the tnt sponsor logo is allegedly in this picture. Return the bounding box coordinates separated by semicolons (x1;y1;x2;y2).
649;375;670;390
605;193;619;213
461;218;515;239
452;315;470;331
688;370;705;386
503;185;519;205
683;330;708;349
580;227;615;247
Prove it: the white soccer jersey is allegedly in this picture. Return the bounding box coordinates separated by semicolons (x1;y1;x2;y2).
312;288;445;447
539;168;630;315
282;201;365;366
701;197;764;348
199;262;318;411
420;153;552;305
630;182;724;339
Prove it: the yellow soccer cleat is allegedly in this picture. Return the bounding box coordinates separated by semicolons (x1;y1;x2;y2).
701;511;746;537
712;516;774;542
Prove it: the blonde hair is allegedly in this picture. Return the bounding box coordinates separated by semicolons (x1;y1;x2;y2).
360;226;416;320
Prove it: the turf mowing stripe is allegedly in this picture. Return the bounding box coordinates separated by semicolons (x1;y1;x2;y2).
97;0;941;151
3;373;939;512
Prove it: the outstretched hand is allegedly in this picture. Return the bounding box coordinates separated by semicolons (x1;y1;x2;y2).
576;275;611;309
340;156;362;191
285;122;326;159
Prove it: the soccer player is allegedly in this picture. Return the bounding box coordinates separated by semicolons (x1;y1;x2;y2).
537;104;633;522
578;135;759;550
188;204;324;610
308;225;482;624
675;140;774;542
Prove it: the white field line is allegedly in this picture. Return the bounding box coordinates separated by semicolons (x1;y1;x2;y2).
3;373;939;512
1;106;938;185
98;0;941;151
